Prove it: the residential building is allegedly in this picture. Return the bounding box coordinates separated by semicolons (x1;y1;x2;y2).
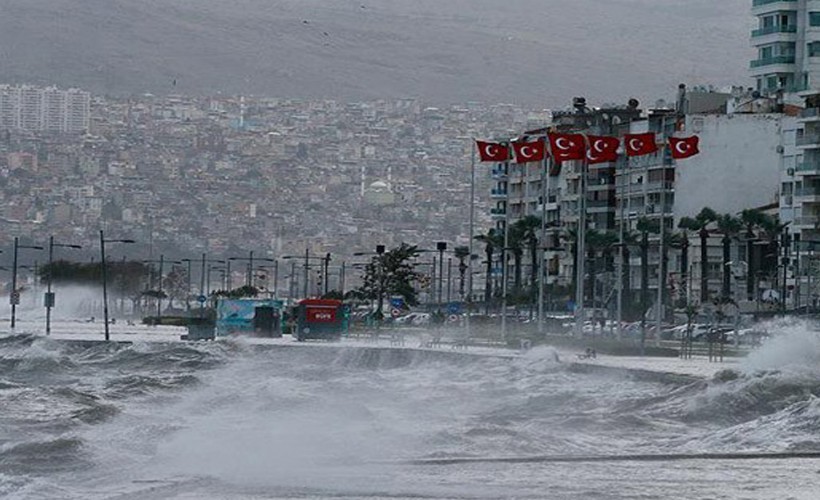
0;85;90;133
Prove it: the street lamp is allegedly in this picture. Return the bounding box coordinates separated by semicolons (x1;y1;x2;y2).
100;230;135;341
182;254;224;310
11;238;43;329
143;255;182;320
282;251;332;298
228;252;275;288
45;236;82;335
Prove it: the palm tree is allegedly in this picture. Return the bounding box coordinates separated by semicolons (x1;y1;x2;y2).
618;229;640;318
740;208;768;301
510;215;542;295
453;245;471;300
474;229;503;314
716;213;743;299
667;231;689;305
636;217;659;321
586;230;619;309
560;226;580;299
679;207;718;303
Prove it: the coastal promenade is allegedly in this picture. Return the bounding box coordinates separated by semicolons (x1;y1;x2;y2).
2;319;744;380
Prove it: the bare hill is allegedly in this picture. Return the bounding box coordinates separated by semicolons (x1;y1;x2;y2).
0;0;753;106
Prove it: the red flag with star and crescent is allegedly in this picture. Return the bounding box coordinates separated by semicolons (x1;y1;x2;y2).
624;133;658;157
476;140;510;162
548;133;586;163
586;135;620;164
512;138;547;163
668;136;700;159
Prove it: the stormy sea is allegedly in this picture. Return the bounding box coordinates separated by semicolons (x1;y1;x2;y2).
2;323;820;499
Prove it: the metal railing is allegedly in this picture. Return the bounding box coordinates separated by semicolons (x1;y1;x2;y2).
752;25;797;37
750;55;796;68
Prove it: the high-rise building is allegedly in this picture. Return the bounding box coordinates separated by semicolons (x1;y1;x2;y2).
0;84;90;133
749;0;820;94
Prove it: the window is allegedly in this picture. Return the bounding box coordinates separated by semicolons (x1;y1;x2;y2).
810;41;820;57
810;12;820;27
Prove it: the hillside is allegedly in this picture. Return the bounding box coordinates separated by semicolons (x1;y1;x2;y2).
0;0;753;106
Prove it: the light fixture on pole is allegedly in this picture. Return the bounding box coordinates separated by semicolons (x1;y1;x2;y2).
11;238;43;329
228;253;275;290
100;231;135;341
282;252;331;298
143;256;182;320
45;236;82;335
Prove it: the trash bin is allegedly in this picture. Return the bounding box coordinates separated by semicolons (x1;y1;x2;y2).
182;317;215;341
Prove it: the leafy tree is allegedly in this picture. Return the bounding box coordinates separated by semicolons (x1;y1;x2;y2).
352;243;421;310
211;285;260;299
162;264;190;305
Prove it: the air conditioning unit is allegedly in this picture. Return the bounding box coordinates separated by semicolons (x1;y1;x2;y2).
787;167;795;176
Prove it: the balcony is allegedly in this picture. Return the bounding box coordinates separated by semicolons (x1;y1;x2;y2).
793;216;820;229
490;208;507;219
798;108;820;123
794;186;820;202
750;55;795;68
490;168;508;180
752;0;797;13
490;188;508;199
751;25;797;37
796;134;820;147
796;161;820;174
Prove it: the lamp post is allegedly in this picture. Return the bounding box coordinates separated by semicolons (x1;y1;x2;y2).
100;231;135;341
143;256;182;320
228;253;275;289
436;242;447;308
182;254;224;311
45;236;82;335
282;252;331;298
11;238;43;329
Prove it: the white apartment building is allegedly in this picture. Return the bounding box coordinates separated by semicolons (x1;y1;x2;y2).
750;0;820;94
0;85;90;133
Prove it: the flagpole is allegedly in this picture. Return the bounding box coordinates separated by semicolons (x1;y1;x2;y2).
538;143;549;336
656;119;669;347
617;154;625;341
501;143;510;344
467;138;476;340
574;144;589;338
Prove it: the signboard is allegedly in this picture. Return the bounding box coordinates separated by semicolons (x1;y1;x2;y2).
390;308;401;318
44;292;55;308
447;302;462;315
10;291;20;306
306;306;337;323
390;297;405;309
197;295;207;304
216;298;282;336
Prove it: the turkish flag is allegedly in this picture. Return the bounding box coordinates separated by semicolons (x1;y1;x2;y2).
476;140;510;162
586;135;620;164
624;133;658;157
512;138;547;163
548;133;586;163
669;136;700;159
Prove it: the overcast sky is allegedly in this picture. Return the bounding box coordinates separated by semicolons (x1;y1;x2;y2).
0;0;752;106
